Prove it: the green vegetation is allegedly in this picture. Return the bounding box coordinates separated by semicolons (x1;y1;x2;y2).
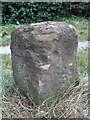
77;49;88;68
2;2;89;24
0;55;14;93
0;24;20;46
77;49;88;78
0;17;88;46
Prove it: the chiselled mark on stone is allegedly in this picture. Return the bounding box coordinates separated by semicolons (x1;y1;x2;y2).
40;64;50;70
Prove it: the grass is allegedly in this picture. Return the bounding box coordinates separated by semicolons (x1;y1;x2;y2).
0;16;88;46
0;55;14;93
0;49;89;118
76;49;88;79
0;24;20;46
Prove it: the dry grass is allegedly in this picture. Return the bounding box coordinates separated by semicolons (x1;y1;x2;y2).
2;76;89;119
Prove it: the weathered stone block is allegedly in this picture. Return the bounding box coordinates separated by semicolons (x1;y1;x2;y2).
10;21;79;104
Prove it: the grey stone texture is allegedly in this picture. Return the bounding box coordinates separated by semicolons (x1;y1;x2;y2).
10;21;79;104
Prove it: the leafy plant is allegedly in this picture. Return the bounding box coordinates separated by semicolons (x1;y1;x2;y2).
2;2;89;24
0;24;20;46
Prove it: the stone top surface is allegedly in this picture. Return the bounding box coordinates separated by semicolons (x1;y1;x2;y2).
11;21;78;57
11;21;77;43
14;21;76;33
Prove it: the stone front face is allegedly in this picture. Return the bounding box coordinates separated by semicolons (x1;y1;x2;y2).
10;21;79;104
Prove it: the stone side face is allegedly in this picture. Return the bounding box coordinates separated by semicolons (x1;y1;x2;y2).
10;21;79;104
